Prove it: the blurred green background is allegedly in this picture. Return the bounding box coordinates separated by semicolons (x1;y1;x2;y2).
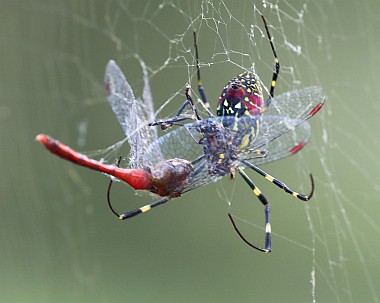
2;1;380;302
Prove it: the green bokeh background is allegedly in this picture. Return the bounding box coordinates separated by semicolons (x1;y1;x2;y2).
2;1;380;302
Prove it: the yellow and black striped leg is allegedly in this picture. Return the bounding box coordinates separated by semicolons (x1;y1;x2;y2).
241;159;314;201
106;157;171;220
261;15;280;108
193;31;213;117
228;169;271;253
107;176;170;220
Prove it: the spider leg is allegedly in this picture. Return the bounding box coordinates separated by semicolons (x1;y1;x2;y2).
106;155;206;220
149;86;202;129
149;115;195;129
193;31;213;117
149;31;214;129
261;15;280;108
241;159;314;201
107;175;170;220
228;169;271;253
105;156;171;219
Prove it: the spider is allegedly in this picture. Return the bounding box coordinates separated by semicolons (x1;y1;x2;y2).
106;15;324;252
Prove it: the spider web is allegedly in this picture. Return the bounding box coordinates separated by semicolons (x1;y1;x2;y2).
4;1;380;302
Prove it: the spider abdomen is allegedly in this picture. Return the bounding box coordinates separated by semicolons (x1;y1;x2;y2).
216;72;264;117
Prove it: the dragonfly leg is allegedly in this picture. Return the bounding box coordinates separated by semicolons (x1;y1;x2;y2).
227;169;271;253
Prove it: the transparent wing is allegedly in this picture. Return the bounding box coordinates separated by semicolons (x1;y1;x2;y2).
142;120;218;191
143;120;312;192
180;116;313;191
266;86;325;121
248;117;311;166
141;86;325;192
143;124;204;167
104;60;162;167
240;86;325;166
139;59;156;127
251;86;325;154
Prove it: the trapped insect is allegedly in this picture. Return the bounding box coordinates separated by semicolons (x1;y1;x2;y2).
37;15;325;252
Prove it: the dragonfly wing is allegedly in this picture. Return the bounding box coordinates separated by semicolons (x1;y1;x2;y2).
266;86;325;121
105;60;139;138
136;58;159;144
245;117;312;166
143;124;203;165
140;59;156;131
241;86;325;166
105;60;163;167
143;121;222;191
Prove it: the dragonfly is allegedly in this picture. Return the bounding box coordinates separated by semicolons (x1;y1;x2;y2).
37;16;325;252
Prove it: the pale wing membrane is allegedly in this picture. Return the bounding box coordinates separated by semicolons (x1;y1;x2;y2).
246;86;325;164
143;123;218;191
143;125;204;166
144;114;313;192
266;86;325;120
184;117;312;190
140;60;155;126
249;118;311;166
104;68;324;191
105;60;162;167
138;58;158;142
252;115;309;153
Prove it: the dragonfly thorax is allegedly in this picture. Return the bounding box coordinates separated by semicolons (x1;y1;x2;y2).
148;158;194;197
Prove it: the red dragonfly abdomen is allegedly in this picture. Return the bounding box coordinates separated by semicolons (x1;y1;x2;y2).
36;134;155;192
36;134;194;198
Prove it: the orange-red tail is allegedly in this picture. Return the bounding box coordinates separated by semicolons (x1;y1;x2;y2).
36;134;154;192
